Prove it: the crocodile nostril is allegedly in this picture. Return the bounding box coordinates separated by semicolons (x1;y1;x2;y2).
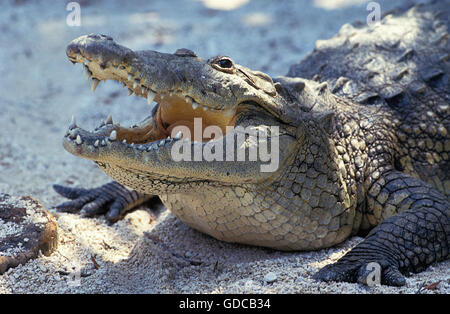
101;34;113;41
174;48;197;57
88;34;102;40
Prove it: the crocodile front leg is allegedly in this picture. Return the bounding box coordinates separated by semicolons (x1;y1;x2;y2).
314;170;449;286
53;181;155;223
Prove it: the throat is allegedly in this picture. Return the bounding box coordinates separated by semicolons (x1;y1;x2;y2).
157;95;236;141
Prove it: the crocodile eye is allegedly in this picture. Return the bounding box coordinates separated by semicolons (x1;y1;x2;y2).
210;56;235;73
218;58;233;69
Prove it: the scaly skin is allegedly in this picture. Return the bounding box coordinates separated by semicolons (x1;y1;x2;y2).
55;1;449;286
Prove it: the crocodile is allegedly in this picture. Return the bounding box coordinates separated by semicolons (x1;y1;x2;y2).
54;1;449;286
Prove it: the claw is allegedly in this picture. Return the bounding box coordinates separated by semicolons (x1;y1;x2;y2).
313;262;360;283
53;181;155;223
314;257;406;287
91;78;100;92
382;266;406;286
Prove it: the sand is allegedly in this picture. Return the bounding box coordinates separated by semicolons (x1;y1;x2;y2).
0;0;448;294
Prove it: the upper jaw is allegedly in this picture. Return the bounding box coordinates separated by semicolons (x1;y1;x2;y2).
67;36;185;107
66;34;232;112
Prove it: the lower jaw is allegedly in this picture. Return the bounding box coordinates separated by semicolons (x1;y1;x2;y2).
62;120;180;161
63;101;238;158
62;122;236;185
62;113;277;187
61;114;233;163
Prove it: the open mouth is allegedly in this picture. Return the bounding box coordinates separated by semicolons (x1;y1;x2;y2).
65;50;237;150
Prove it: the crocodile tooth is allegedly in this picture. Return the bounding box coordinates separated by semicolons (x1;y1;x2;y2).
169;90;174;97
75;135;82;145
133;79;139;89
147;90;156;104
128;74;133;81
69;115;77;129
174;131;182;140
109;130;117;141
185;96;193;104
150;143;158;150
128;88;134;96
106;114;113;124
192;102;199;110
141;86;147;94
167;136;171;140
84;66;92;80
91;78;100;92
122;139;127;144
159;140;165;146
94;140;99;147
101;139;106;146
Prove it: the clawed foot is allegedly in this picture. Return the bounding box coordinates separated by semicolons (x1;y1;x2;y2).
53;181;153;223
313;256;406;287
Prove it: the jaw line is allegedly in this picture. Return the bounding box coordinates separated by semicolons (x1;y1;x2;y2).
62;120;276;186
61;120;253;185
61;102;239;166
70;47;224;112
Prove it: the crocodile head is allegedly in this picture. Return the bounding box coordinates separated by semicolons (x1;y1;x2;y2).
63;34;304;193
